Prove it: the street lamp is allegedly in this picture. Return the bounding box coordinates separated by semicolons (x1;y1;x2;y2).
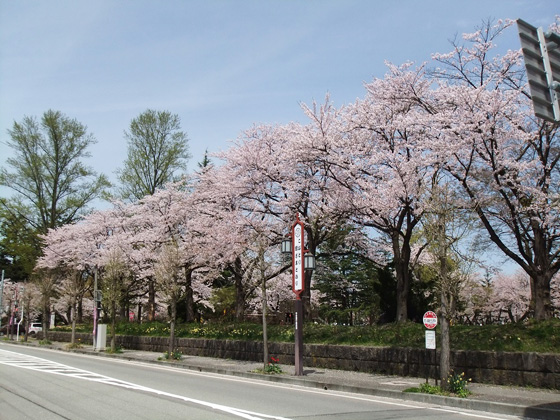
282;213;315;376
304;253;316;270
281;238;292;254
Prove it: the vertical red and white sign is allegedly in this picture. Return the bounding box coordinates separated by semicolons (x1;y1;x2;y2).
292;219;304;294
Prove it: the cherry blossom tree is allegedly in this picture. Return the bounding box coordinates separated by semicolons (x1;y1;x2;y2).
37;222;94;342
429;19;560;320
33;18;560;331
136;181;217;322
58;269;90;344
38;178;222;330
458;270;533;324
215;101;354;319
2;280;19;338
192;158;284;320
457;272;493;325
490;271;531;323
320;65;436;322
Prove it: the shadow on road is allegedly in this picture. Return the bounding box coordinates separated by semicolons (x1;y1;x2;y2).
524;402;560;420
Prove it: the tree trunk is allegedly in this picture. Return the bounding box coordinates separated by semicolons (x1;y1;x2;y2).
531;273;552;320
169;298;177;356
302;238;317;321
439;290;451;391
110;301;116;352
77;297;83;324
23;296;30;342
184;267;195;323
42;302;49;342
394;259;410;322
148;278;156;321
71;302;76;345
24;317;29;342
8;312;13;340
301;269;314;320
393;232;412;323
234;258;245;321
120;296;127;320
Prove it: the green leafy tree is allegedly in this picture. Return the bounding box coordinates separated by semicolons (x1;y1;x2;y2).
0;205;41;282
116;109;190;201
0;110;109;279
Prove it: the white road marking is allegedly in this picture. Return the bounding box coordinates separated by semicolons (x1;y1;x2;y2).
1;346;518;420
0;348;291;420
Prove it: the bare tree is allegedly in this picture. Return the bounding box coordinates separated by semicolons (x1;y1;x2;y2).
154;242;184;356
422;174;476;389
34;269;60;342
103;250;129;352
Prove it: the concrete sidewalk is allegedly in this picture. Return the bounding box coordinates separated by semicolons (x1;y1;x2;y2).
7;339;560;419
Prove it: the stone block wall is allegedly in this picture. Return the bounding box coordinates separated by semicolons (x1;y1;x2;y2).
40;331;560;388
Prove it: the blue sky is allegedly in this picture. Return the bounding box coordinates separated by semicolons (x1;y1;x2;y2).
0;0;557;186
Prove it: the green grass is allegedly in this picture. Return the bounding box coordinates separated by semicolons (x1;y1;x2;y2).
405;371;472;398
51;318;560;353
448;319;560;353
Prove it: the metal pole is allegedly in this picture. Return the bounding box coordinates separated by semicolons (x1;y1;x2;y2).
16;284;24;341
294;296;304;376
283;214;314;377
93;267;98;350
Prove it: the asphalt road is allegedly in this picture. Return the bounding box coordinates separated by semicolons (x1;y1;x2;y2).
0;343;520;420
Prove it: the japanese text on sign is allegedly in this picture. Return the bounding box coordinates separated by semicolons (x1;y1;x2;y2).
293;223;303;292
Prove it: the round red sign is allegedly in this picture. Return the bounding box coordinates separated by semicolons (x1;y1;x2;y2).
423;311;438;329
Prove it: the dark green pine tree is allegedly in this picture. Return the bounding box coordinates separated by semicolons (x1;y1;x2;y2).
313;229;382;326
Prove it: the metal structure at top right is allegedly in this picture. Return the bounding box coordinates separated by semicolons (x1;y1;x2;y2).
517;19;560;123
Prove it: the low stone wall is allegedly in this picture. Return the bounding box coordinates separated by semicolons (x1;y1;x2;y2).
41;331;559;389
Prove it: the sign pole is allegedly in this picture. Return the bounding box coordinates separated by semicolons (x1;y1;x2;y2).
294;295;303;376
423;311;438;384
292;214;305;376
282;214;315;376
93;267;98;350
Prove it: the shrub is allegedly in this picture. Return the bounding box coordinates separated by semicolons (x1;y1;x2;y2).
447;371;471;398
162;350;182;360
264;356;283;374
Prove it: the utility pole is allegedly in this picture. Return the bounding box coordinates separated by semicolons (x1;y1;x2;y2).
16;284;24;341
93;267;98;349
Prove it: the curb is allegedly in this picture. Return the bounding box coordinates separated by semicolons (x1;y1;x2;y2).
72;347;560;419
